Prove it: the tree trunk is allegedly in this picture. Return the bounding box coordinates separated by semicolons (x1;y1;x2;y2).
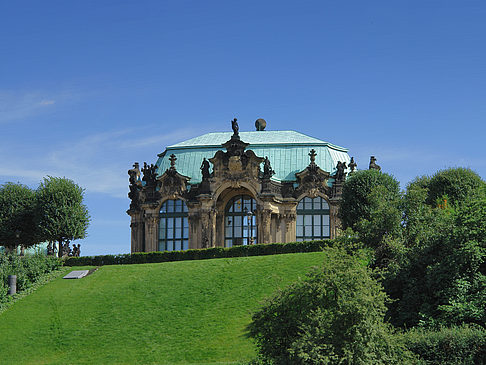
58;240;63;258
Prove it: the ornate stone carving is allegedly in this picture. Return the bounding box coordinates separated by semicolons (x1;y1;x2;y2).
128;162;143;211
369;156;381;171
295;149;331;198
210;135;264;185
142;162;158;187
334;161;347;183
349;157;357;173
157;154;190;199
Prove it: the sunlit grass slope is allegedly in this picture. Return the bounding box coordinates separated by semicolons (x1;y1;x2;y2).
0;252;326;365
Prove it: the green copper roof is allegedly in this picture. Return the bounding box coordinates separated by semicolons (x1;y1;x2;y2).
156;130;350;185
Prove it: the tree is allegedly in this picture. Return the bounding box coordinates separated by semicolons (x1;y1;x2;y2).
0;182;39;250
385;173;486;328
339;170;402;258
35;177;90;257
248;247;415;364
426;167;484;207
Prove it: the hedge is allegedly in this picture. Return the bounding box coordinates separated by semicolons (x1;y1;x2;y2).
0;253;62;308
64;240;337;267
401;324;486;364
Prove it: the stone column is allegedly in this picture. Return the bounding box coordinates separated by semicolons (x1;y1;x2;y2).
260;209;272;244
144;210;159;252
284;211;297;243
329;202;341;239
129;212;144;253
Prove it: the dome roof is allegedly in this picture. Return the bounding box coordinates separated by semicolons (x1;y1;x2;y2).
156;130;350;185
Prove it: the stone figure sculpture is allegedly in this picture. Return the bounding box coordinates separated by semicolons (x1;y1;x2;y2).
335;161;347;182
349;157;357;173
200;158;210;180
263;156;275;179
369;156;381;171
231;118;239;136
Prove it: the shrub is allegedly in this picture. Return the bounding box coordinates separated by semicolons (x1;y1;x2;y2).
247;247;415;364
0;253;61;308
402;324;486;364
64;240;339;267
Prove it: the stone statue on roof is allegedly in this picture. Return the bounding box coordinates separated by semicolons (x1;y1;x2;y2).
200;158;210;180
231;118;239;136
369;156;381;171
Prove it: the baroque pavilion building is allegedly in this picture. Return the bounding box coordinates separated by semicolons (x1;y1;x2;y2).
127;118;354;253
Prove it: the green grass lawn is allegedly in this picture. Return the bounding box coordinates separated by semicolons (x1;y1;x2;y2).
0;252;326;365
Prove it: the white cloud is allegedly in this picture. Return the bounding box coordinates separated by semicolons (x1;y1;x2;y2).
0;91;60;123
0;127;201;198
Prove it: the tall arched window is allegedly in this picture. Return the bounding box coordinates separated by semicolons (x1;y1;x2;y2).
159;199;189;251
296;196;330;241
225;195;257;247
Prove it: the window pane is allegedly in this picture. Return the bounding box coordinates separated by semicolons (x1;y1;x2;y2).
183;240;188;250
314;225;321;236
313;215;320;226
297;200;304;210
322;200;329;209
183;227;189;238
175;200;182;212
323;215;330;225
160;202;167;213
235;228;242;238
167;200;174;213
166;241;173;251
297;225;303;236
313;198;321;210
323;226;330;237
234;216;242;227
297;215;303;225
175;218;182;228
175;228;182;239
304;215;312;225
167;228;173;239
182;202;187;212
225;227;232;237
158;242;164;251
235;198;242;212
225;239;232;248
183;218;188;228
305;225;312;236
174;241;181;251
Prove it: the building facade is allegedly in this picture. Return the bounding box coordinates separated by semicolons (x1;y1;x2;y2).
127;119;353;253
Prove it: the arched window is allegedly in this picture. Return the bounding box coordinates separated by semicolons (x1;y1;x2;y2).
158;199;189;251
225;195;257;247
296;196;330;241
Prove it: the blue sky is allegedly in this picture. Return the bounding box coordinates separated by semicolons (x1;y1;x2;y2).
1;1;485;256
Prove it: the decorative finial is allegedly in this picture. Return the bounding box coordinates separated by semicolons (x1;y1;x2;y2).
255;118;266;131
169;154;177;170
309;149;317;164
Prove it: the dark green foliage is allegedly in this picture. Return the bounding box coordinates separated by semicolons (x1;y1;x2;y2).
0;253;61;308
340;169;401;231
35;176;90;257
0;182;39;249
385;181;486;328
248;247;415;364
401;325;486;364
340;170;402;253
426;167;484;206
64;239;337;266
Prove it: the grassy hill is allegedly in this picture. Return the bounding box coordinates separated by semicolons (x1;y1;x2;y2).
0;252;326;364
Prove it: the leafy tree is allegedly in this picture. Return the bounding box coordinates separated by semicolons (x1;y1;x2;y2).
0;183;39;250
248;247;415;364
385;180;486;328
426;167;484;206
35;177;90;257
